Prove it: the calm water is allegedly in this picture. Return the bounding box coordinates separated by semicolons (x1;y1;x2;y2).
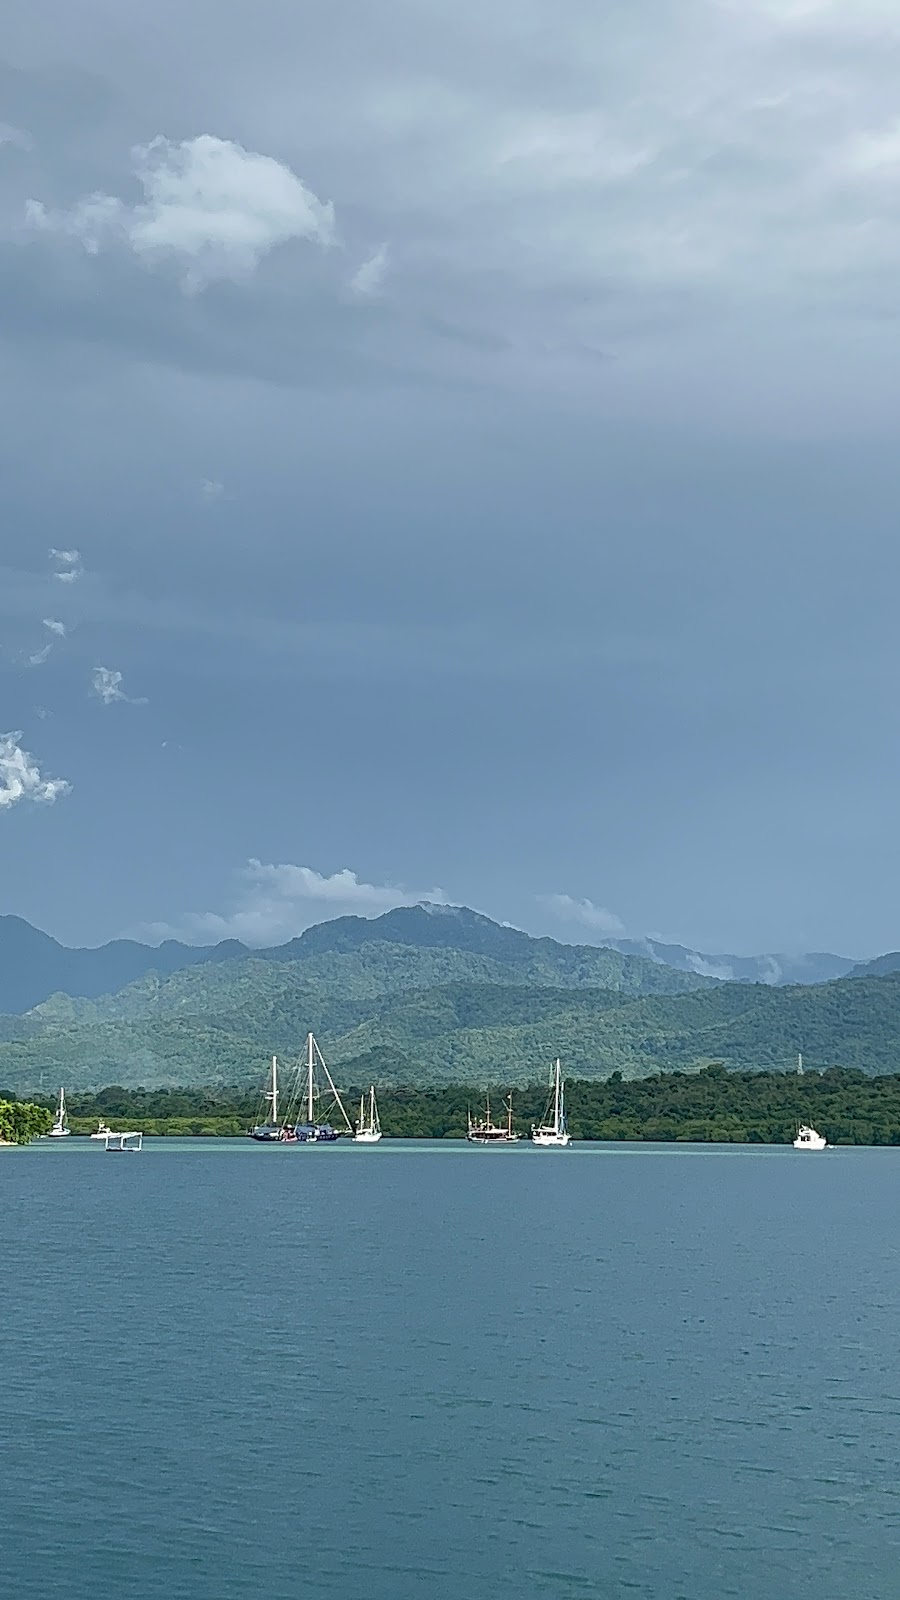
4;1140;900;1599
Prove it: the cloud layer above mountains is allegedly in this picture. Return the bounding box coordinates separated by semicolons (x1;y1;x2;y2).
1;0;900;958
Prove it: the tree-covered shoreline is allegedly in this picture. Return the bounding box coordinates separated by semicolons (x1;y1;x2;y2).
14;1066;900;1145
0;1098;52;1144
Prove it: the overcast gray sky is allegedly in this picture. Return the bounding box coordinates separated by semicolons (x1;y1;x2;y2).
2;0;900;957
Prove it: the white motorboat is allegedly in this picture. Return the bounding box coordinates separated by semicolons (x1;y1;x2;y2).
47;1087;70;1138
531;1058;571;1147
354;1084;382;1143
90;1120;112;1141
793;1124;827;1150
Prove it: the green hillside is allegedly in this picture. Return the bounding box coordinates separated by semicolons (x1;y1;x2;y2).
2;962;900;1092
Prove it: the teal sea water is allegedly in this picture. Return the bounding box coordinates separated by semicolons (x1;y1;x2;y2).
4;1140;900;1598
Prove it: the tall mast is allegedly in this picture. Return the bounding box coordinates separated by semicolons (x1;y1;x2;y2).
507;1092;513;1137
370;1085;376;1132
307;1032;315;1124
797;1052;804;1076
554;1058;561;1133
271;1055;279;1126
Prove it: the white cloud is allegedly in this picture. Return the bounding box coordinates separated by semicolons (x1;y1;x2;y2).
0;732;70;809
144;860;448;945
49;547;83;583
541;893;626;937
91;666;147;706
26;135;336;287
350;244;389;297
200;478;225;500
43;618;67;637
28;643;53;667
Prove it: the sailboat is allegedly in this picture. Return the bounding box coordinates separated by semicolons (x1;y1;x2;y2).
354;1085;382;1143
292;1033;353;1143
531;1058;571;1147
248;1056;296;1142
467;1091;520;1144
47;1087;70;1138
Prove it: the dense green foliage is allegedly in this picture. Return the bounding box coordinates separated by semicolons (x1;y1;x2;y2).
0;1097;52;1143
0;904;898;1093
24;1067;900;1144
3;964;900;1090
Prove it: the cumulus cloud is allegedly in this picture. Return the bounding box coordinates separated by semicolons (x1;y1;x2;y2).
540;893;626;937
49;547;83;583
350;244;389;297
43;618;67;636
28;643;53;667
143;860;448;945
0;732;70;809
91;666;147;705
26;135;336;287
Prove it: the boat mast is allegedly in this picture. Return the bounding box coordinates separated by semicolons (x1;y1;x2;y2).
507;1092;513;1138
307;1032;315;1124
797;1052;804;1076
370;1085;377;1132
59;1087;65;1125
271;1055;279;1126
554;1058;561;1134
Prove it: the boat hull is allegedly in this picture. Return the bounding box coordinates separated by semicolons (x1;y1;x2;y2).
531;1131;571;1147
353;1130;382;1143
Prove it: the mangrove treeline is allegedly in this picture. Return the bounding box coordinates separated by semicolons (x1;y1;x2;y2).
15;1066;900;1144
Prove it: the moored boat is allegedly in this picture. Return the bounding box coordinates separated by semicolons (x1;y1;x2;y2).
467;1091;520;1144
531;1058;571;1148
292;1033;353;1142
354;1084;382;1143
793;1124;827;1150
47;1087;70;1138
249;1056;295;1141
105;1131;142;1153
90;1120;112;1141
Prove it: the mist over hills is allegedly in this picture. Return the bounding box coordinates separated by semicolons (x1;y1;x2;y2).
0;902;895;1093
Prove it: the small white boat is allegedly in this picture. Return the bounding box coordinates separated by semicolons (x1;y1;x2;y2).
105;1131;142;1153
47;1087;71;1138
90;1120;112;1141
531;1058;571;1147
793;1124;827;1151
354;1085;382;1143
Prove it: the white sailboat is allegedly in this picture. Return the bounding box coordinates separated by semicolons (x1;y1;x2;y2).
793;1124;827;1150
48;1087;70;1138
531;1058;571;1147
293;1033;354;1143
354;1085;382;1143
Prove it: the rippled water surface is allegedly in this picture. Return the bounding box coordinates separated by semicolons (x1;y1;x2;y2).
4;1139;900;1598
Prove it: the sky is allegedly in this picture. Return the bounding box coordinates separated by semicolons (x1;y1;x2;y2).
3;0;900;958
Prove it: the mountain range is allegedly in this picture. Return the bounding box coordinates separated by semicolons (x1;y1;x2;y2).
0;903;897;1092
0;907;862;1016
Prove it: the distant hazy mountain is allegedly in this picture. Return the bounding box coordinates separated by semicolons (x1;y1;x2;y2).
602;938;855;987
850;952;900;979
0;915;248;1015
0;902;860;1020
